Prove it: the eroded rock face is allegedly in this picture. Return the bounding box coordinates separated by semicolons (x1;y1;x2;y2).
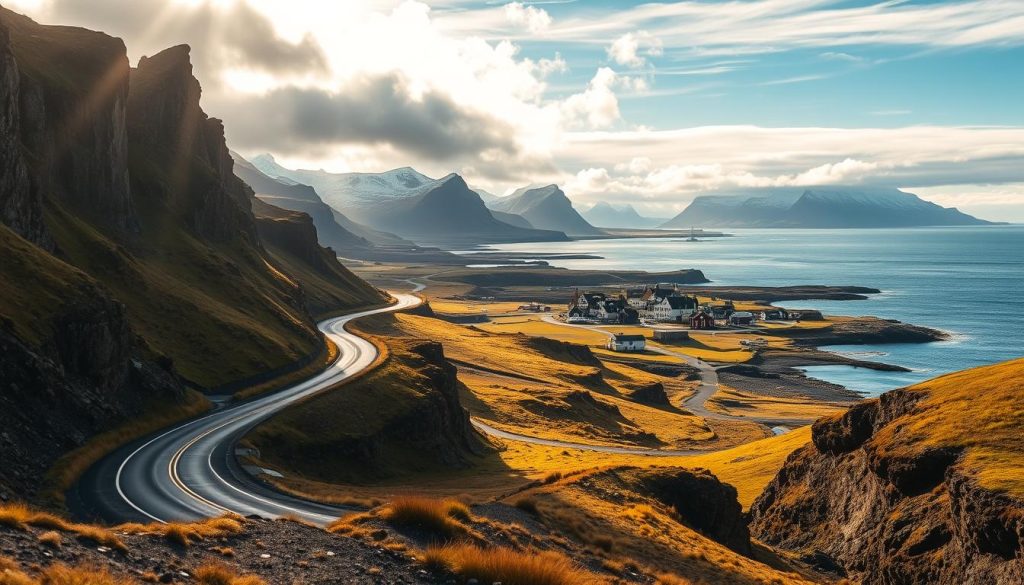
0;20;47;247
127;45;254;242
750;389;1024;584
642;468;752;555
0;287;182;501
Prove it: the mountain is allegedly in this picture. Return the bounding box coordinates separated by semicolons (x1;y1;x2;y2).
662;186;993;228
354;173;568;245
490;209;535;229
488;184;603;236
582;201;666;229
0;9;383;499
251;156;567;246
750;358;1024;584
471;186;500;204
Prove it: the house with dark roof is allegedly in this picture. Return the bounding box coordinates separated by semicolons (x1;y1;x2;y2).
690;311;716;330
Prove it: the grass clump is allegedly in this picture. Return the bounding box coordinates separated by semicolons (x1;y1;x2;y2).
194;564;266;585
381;497;472;538
118;515;244;547
423;544;598;585
0;564;134;585
37;532;62;549
0;503;124;551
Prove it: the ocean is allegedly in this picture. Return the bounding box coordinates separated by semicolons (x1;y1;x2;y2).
483;225;1024;396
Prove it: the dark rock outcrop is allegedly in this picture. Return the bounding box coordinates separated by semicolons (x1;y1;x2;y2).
128;45;253;242
625;381;670;406
750;387;1024;584
642;468;752;555
0;280;183;501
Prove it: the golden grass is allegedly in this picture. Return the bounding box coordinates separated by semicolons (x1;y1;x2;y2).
43;390;210;505
1;565;136;585
194;564;266;585
867;357;1024;497
683;427;812;509
423;544;600;585
428;300;525;315
0;503;125;551
37;531;61;549
705;385;847;423
379;497;472;539
117;516;244;547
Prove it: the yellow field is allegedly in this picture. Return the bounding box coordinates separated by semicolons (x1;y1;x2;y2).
705;385;848;423
684;427;812;509
475;317;611;345
428;300;525;315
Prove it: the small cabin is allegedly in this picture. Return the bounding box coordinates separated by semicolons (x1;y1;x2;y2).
690;312;715;330
653;330;690;342
607;334;646;352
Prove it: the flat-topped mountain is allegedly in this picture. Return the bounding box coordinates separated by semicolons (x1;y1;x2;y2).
251;156;567;246
662;186;993;228
488;184;603;236
583;201;666;229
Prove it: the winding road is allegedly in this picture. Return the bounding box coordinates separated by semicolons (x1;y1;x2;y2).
71;293;422;526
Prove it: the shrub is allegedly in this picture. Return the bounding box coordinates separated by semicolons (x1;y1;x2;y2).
71;524;126;552
513;498;539;516
423;544;598;585
382;497;472;539
119;516;244;548
38;565;134;585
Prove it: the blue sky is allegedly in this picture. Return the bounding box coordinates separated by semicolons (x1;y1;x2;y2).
12;0;1024;220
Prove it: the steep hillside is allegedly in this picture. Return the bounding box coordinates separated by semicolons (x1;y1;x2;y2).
750;358;1024;583
489;184;603;236
247;334;490;483
583;202;665;228
663;186;992;228
0;9;383;497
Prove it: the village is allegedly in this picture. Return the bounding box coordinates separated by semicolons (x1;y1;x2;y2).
566;285;807;352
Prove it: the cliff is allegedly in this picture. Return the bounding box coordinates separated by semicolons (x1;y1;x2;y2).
489;184;603;236
247;338;489;483
0;8;384;501
0;224;184;502
750;358;1024;584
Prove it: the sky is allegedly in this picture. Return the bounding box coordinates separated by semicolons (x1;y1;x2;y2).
7;0;1024;220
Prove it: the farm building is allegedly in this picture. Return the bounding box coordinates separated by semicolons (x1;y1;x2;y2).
653;330;690;342
690;312;715;330
607;334;646;352
729;311;755;326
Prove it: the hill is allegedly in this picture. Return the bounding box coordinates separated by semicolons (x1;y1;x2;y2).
489;184;604;236
750;358;1024;583
252;156;568;246
662;186;993;228
0;8;383;499
583;201;666;228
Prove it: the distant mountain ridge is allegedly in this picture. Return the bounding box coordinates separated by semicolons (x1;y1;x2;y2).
488;185;603;236
251;155;568;246
662;186;993;228
583;201;666;229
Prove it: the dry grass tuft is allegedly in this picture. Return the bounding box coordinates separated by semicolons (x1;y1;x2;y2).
656;573;696;585
0;503;124;552
381;497;472;539
119;515;244;548
194;564;267;585
423;544;599;585
38;565;134;585
37;532;61;549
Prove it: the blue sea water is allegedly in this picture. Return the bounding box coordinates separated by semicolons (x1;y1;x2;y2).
483;226;1024;396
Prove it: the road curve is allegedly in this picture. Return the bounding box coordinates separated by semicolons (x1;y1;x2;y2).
71;293;421;526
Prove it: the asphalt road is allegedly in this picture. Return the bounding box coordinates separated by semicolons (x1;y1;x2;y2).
70;293;422;526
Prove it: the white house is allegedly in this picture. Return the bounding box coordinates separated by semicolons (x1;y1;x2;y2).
642;295;699;322
607;334;646;352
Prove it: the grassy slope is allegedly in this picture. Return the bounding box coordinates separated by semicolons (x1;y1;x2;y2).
868;357;1024;497
247;336;481;484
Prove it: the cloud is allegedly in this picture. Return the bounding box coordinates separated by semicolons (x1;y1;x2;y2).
217;72;518;161
607;31;662;67
820;51;864;62
559;67;622;129
45;0;327;78
503;2;552;33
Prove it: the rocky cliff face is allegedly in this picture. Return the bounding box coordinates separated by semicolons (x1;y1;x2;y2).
128;45;254;242
750;387;1024;584
0;20;47;247
0;264;182;499
0;7;136;236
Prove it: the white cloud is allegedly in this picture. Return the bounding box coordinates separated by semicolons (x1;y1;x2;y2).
607;31;662;67
559;67;622;129
503;2;552;33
